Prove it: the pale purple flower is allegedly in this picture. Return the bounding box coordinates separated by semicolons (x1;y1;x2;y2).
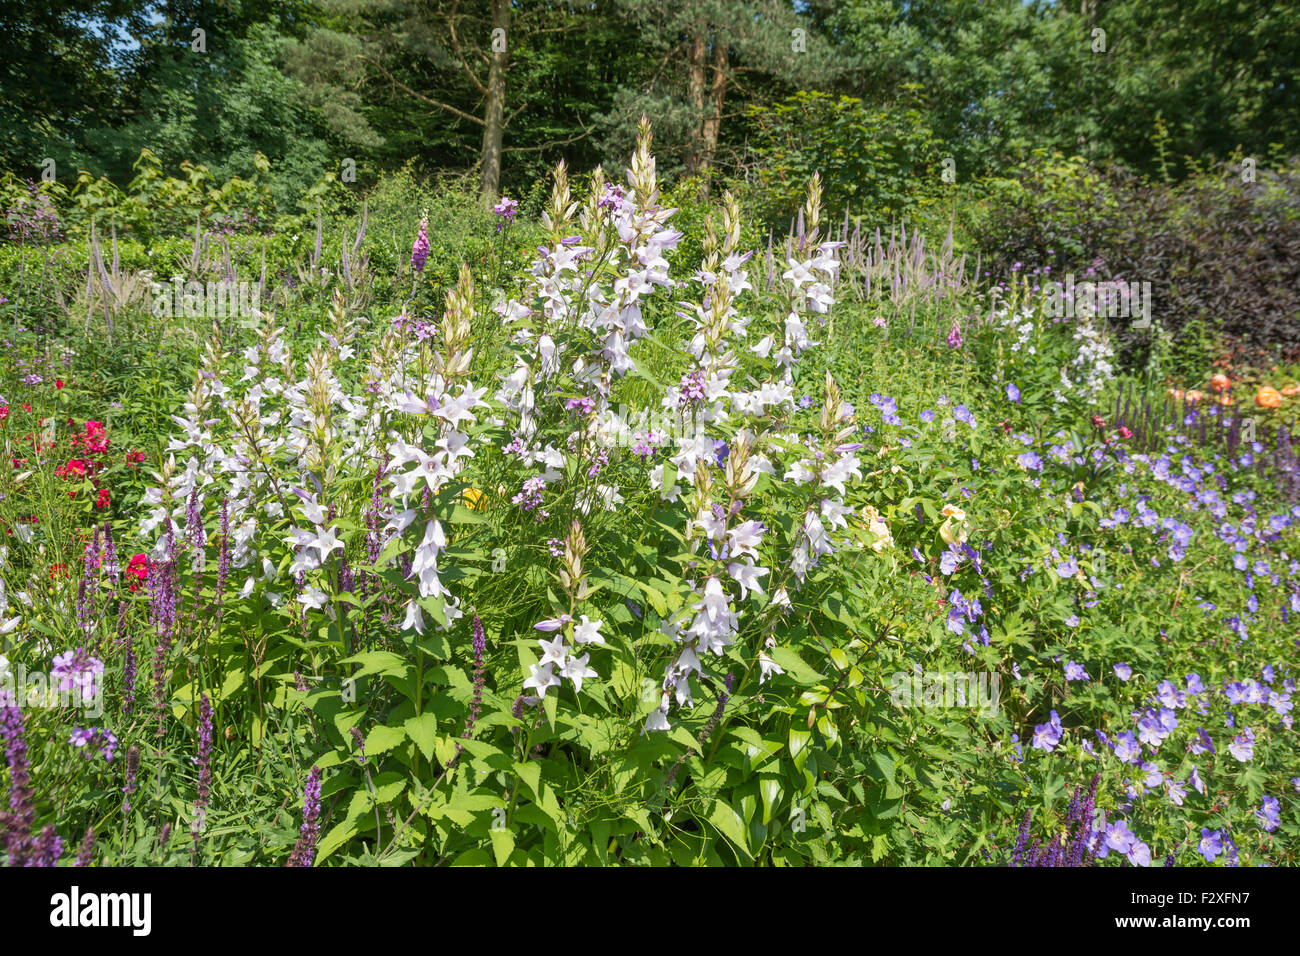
493;196;519;228
1064;660;1089;682
1113;731;1141;764
69;727;117;763
1257;795;1281;832
1228;727;1255;762
1198;828;1223;862
1031;710;1064;752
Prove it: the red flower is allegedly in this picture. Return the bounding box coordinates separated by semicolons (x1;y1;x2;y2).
55;458;88;479
0;405;8;423
126;553;151;591
55;379;64;390
94;488;111;509
73;420;109;454
21;404;30;413
126;449;146;466
1118;426;1133;440
1090;415;1106;429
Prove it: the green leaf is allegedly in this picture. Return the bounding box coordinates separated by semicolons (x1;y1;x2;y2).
513;760;541;799
404;714;438;760
758;776;783;826
448;503;488;525
433;735;460;767
768;646;826;685
450;848;492;866
365;724;407;757
340;651;408;680
635;580;668;617
489;827;516;867
314;821;356;864
788;727;812;770
871;750;897;786
709;799;752;859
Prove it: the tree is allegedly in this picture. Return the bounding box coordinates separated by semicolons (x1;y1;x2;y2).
598;0;847;190
814;0;1300;181
287;0;523;206
0;1;150;176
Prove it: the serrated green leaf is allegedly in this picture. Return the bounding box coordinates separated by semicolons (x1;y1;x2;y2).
404;713;438;760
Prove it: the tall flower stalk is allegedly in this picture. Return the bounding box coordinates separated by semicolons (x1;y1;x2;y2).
191;694;213;855
0;700;34;865
287;766;322;867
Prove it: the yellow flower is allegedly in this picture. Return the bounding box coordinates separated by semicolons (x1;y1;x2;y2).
460;487;488;511
939;517;968;546
858;505;894;552
938;504;968;546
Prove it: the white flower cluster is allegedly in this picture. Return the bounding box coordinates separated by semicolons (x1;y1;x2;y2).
994;305;1038;356
139;284;490;630
134;132;870;738
1055;319;1116;407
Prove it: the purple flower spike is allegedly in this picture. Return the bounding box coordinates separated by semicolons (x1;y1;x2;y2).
287;766;323;868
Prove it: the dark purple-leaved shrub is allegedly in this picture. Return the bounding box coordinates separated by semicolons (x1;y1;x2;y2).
973;155;1300;368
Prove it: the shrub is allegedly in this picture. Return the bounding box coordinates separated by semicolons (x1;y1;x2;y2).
966;151;1300;369
743;89;948;231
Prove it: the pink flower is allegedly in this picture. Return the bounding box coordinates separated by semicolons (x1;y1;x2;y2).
410;217;429;274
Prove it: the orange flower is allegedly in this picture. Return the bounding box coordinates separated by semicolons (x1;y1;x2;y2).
1185;390;1204;404
1167;388;1184;401
1282;383;1299;397
1209;373;1231;393
1217;394;1234;406
1255;386;1282;409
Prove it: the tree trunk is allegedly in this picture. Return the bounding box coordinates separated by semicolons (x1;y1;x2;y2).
478;0;509;208
699;37;728;195
684;32;707;178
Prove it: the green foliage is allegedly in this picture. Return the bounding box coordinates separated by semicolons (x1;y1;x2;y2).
1;131;1298;872
745;90;948;229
